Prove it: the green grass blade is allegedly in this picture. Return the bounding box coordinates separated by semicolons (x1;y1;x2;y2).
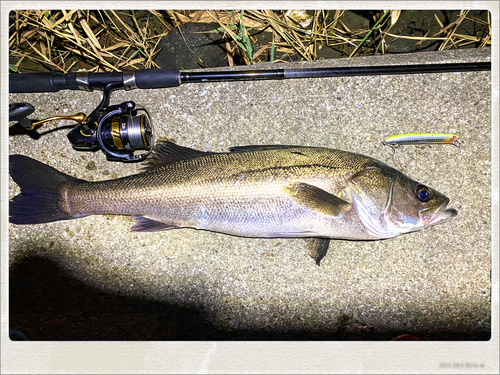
349;10;390;57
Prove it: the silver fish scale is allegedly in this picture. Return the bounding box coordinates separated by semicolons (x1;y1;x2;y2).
60;147;375;239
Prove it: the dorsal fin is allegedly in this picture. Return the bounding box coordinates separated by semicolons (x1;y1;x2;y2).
141;140;214;171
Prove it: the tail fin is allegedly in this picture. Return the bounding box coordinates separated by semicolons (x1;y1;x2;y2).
9;155;82;224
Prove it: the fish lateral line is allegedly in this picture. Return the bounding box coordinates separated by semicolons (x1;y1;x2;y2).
224;163;346;180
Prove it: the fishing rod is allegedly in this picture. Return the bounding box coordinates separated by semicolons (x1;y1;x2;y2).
9;61;491;162
9;61;491;93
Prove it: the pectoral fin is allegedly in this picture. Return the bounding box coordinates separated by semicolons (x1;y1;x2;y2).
306;238;331;266
284;182;350;216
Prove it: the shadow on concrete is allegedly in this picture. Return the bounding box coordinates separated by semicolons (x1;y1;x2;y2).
9;255;490;341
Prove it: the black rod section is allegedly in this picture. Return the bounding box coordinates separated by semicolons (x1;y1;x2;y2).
10;62;490;93
179;62;491;83
284;62;491;79
180;70;286;83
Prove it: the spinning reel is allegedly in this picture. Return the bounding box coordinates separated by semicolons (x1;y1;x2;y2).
10;82;153;162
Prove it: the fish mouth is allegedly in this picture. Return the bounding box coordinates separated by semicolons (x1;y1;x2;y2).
421;199;458;227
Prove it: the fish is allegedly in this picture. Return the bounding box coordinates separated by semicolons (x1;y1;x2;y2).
9;141;457;265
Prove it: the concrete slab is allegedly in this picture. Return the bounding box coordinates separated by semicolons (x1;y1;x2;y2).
8;48;491;339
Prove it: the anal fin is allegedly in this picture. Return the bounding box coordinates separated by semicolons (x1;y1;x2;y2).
131;216;178;232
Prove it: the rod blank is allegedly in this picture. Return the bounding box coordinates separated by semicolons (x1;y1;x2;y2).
9;62;491;93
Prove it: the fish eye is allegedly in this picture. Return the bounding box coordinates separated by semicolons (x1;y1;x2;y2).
415;185;431;202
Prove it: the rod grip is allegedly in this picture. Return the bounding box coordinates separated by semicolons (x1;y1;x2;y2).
9;69;181;93
9;72;79;93
134;69;180;89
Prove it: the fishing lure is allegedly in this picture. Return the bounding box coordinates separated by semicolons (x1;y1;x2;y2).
383;133;461;155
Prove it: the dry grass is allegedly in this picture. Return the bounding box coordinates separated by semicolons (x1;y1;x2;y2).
9;9;491;73
9;10;171;72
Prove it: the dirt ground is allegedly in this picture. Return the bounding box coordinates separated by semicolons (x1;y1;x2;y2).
9;10;491;72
